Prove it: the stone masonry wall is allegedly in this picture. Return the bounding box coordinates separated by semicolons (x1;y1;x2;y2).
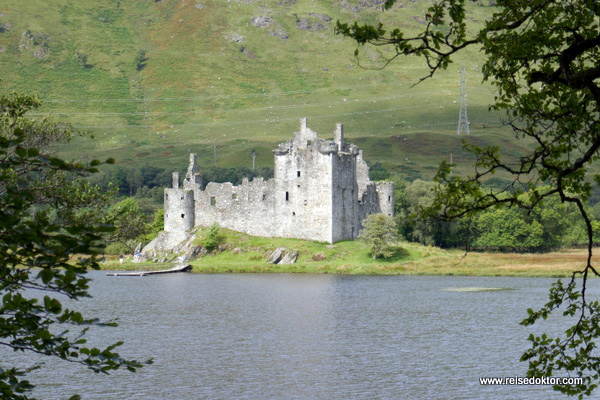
193;177;277;238
272;121;335;242
164;188;195;233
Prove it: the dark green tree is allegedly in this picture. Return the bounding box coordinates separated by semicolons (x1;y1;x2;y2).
147;208;164;237
337;0;600;395
0;92;149;399
474;208;544;251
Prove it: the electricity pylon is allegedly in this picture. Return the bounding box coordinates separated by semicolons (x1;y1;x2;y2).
457;65;470;135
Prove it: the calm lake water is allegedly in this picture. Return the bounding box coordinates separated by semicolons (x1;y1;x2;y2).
4;272;597;399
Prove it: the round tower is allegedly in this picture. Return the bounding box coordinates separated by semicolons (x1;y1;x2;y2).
164;188;195;233
375;182;395;217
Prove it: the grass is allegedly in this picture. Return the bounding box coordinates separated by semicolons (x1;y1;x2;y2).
100;227;595;277
0;0;533;181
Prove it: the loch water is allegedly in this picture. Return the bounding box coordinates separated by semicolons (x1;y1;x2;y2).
5;272;596;400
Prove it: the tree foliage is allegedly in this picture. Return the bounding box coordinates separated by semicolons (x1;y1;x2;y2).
359;213;400;259
337;0;600;395
104;197;149;253
203;223;224;251
0;92;149;399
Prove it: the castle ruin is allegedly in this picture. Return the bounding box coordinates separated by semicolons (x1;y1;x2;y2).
144;118;394;252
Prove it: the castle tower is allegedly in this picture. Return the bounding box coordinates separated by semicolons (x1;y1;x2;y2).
164;172;195;233
375;181;395;217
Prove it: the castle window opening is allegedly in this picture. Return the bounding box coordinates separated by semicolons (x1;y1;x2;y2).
232;194;237;200
210;196;216;206
297;170;301;177
388;196;391;202
165;194;169;200
181;195;184;200
181;214;185;218
292;212;296;216
285;191;289;201
262;194;266;201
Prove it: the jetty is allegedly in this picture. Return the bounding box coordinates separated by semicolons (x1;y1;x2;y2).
106;264;192;277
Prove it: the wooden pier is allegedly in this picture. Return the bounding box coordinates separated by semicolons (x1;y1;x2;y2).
106;264;192;277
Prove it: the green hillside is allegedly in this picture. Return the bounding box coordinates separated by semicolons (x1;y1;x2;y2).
0;0;526;178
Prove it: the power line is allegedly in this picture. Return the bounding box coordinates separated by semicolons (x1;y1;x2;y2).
39;82;400;104
37;79;495;105
30;94;426;117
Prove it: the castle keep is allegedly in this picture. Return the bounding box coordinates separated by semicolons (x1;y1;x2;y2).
146;118;393;251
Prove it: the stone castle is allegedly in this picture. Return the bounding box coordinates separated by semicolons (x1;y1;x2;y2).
144;118;394;252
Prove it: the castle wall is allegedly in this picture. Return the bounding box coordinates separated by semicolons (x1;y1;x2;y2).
358;183;381;227
356;150;371;196
330;123;361;242
331;152;360;242
194;177;277;238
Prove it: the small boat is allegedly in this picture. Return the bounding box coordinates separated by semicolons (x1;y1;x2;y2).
106;264;192;277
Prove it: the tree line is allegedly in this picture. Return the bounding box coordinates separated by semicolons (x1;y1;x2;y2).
392;177;600;253
88;164;274;198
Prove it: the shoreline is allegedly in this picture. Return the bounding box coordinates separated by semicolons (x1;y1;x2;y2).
99;246;598;278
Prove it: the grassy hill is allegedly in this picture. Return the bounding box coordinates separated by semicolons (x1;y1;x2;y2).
0;0;529;179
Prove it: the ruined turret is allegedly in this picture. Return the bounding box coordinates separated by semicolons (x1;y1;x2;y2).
184;153;203;190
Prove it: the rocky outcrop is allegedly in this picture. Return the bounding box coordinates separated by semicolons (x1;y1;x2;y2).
340;0;387;13
297;18;326;32
179;245;206;263
267;247;298;264
297;13;332;32
250;16;288;40
250;16;272;28
0;21;12;33
279;251;298;264
19;30;51;58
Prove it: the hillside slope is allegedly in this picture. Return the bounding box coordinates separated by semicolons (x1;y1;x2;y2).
0;0;526;178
